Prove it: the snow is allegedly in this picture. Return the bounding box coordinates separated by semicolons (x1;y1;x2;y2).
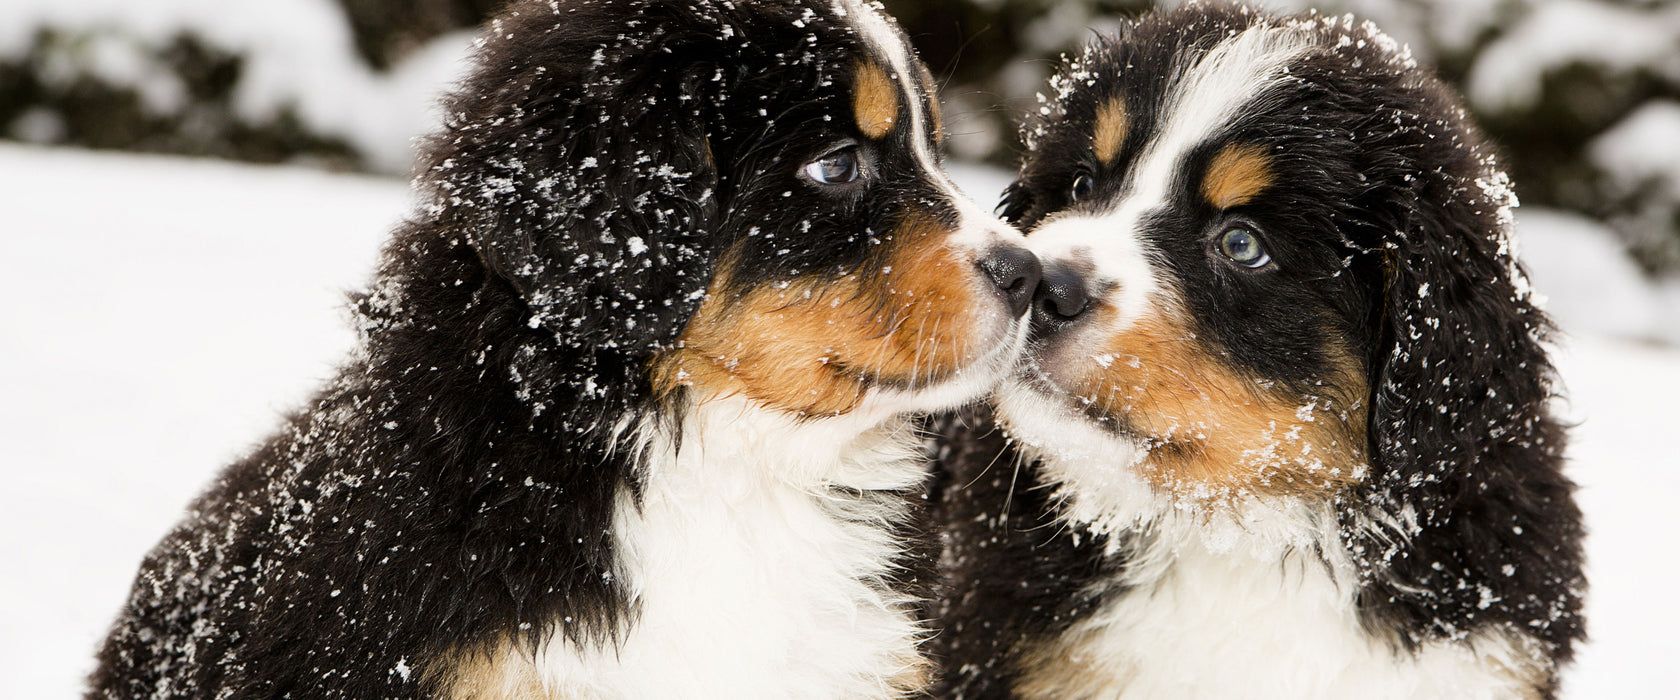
944;161;1015;211
1590;100;1680;201
1553;337;1680;698
1255;0;1680;116
0;144;1676;697
0;146;395;699
1464;0;1680;114
1517;209;1680;344
0;0;477;173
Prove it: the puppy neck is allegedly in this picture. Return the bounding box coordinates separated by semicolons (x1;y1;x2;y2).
637;392;928;493
519;394;931;697
1014;448;1548;699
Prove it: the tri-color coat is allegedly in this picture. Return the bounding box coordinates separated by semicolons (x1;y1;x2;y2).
88;1;1035;697
928;5;1585;699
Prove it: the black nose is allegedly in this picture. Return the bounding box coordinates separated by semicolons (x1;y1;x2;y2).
1031;264;1090;338
977;244;1042;318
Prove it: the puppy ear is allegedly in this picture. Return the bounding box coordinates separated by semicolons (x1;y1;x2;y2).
1364;171;1560;513
1353;162;1584;650
426;15;723;368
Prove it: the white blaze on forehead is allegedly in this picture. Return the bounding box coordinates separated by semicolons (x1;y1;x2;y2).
841;0;1001;246
1032;23;1314;326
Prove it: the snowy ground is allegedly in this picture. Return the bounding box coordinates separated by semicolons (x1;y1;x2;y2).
1;144;1676;697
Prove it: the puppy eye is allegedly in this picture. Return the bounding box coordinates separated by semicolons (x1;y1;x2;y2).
804;147;861;185
1069;173;1095;202
1218;226;1272;268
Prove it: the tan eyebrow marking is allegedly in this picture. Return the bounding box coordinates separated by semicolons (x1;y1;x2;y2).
1203;143;1275;209
853;60;899;140
1092;96;1129;165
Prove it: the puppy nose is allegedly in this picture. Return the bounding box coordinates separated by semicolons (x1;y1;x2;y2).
977;244;1042;318
1031;264;1090;337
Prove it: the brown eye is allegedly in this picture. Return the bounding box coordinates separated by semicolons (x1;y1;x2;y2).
1069;173;1095;202
1218;226;1272;268
804;147;860;185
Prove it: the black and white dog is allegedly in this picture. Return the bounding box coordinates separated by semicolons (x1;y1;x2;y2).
90;1;1038;697
930;5;1585;698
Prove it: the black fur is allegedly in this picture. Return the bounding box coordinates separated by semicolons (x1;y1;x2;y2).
931;5;1586;697
89;1;971;697
923;409;1129;699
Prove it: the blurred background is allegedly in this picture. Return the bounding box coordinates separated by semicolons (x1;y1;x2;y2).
5;0;1680;340
2;0;1676;698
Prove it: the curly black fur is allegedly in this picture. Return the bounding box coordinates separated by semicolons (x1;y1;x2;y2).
929;4;1586;697
88;1;967;697
922;409;1131;699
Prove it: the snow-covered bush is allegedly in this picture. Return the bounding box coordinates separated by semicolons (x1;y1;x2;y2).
0;0;479;173
1312;0;1680;278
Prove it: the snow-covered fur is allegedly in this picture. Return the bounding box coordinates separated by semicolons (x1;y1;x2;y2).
87;1;1035;698
927;5;1586;699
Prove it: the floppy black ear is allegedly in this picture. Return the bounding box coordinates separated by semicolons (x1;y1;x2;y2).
1349;158;1585;653
422;9;725;402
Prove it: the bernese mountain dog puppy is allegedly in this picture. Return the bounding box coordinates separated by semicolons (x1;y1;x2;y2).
929;4;1585;699
88;1;1037;697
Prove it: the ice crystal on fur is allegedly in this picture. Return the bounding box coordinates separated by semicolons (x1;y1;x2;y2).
932;5;1584;698
87;1;1020;697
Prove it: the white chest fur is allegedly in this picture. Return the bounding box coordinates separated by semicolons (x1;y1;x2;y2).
1017;509;1545;700
528;398;929;699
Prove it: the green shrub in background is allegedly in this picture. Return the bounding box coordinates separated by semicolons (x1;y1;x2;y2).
2;0;1676;277
0;28;359;167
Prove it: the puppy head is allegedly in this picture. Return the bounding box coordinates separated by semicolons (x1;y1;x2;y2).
997;6;1558;517
423;0;1033;423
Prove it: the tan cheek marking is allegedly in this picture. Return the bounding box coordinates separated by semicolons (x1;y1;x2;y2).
854;60;900;140
886;651;935;697
1203;143;1275;209
653;213;983;417
1064;303;1366;499
427;639;551;700
1092;97;1129;166
654;273;877;416
1012;629;1131;700
872;212;986;378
